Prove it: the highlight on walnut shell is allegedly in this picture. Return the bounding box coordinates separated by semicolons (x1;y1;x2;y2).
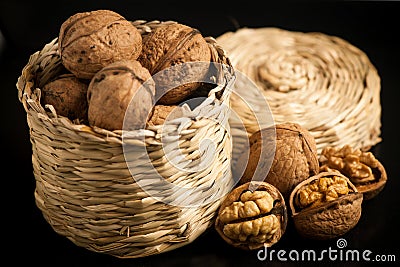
289;171;363;240
138;22;212;105
319;145;387;200
87;59;155;131
58;9;143;79
215;181;288;250
236;122;319;199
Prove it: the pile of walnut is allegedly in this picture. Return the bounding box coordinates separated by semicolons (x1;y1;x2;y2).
215;122;387;249
41;9;214;131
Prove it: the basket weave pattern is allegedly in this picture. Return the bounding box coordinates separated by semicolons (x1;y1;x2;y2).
217;27;381;161
17;20;235;258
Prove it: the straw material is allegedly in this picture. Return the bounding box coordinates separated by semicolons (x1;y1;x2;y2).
17;20;235;258
217;27;381;162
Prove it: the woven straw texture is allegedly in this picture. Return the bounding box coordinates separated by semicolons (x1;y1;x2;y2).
217;27;381;163
17;20;235;258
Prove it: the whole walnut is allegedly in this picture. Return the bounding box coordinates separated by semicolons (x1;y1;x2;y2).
289;171;363;240
87;60;155;131
41;73;89;122
138;22;211;105
236;122;319;199
59;9;142;79
147;104;183;126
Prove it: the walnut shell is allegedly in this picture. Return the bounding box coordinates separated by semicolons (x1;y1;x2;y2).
289;171;363;240
147;104;183;126
319;145;387;200
59;10;142;79
41;73;89;122
236;122;319;199
215;181;287;250
87;60;155;131
138;22;211;105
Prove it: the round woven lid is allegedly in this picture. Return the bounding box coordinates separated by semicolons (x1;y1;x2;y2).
217;27;381;155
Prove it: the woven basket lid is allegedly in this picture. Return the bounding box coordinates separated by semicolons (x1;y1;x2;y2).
217;27;382;156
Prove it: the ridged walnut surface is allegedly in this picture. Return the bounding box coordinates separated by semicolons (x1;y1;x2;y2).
87;59;155;131
236;122;319;199
59;10;142;79
138;23;211;105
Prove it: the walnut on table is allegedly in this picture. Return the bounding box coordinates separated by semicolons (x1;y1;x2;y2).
236;122;319;200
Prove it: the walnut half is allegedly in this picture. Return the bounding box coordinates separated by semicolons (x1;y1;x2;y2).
289;171;363;240
319;145;387;200
215;181;287;250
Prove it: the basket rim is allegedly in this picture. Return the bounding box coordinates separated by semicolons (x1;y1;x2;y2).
16;19;236;140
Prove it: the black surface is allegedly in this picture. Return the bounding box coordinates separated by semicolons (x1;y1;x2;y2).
1;1;399;266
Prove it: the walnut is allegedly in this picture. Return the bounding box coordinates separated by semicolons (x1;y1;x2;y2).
319;145;387;200
87;60;155;131
59;10;142;79
215;181;287;250
138;22;211;105
236;122;319;199
41;73;89;122
147;104;183;126
289;171;363;240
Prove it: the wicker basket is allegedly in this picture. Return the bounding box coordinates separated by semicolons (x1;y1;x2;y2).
216;27;382;164
17;20;235;258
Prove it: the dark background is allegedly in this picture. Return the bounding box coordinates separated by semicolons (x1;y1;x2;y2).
1;0;399;266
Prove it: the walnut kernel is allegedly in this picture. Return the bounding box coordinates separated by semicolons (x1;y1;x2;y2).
295;175;350;209
215;181;287;250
